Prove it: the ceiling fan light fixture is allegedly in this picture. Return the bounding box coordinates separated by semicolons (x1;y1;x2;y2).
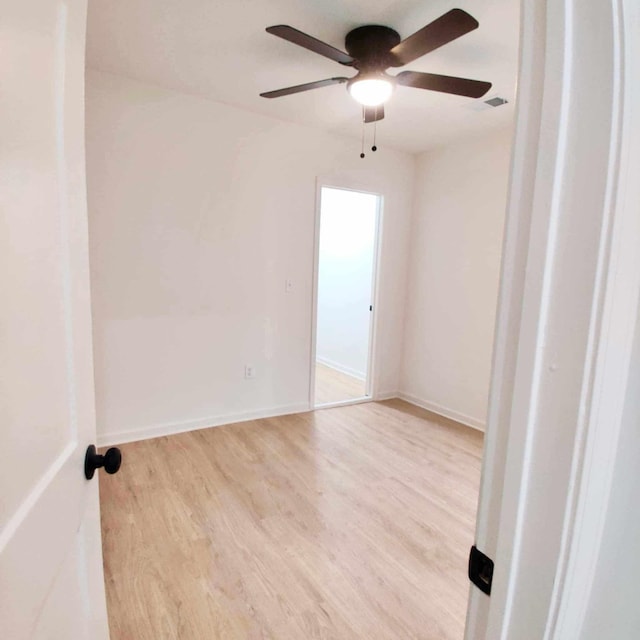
262;11;491;120
348;75;394;107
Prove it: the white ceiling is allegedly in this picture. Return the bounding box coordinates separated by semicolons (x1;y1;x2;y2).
86;0;519;154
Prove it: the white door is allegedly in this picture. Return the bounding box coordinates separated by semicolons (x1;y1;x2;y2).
465;0;640;638
0;1;109;638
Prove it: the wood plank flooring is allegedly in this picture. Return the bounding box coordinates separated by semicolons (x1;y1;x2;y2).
99;400;483;640
314;362;366;406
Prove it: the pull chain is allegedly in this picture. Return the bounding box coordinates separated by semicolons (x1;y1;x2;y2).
372;107;378;152
360;107;366;158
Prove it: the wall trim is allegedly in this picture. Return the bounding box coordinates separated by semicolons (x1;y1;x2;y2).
375;390;399;401
98;393;484;447
96;402;310;447
397;392;485;432
316;356;366;381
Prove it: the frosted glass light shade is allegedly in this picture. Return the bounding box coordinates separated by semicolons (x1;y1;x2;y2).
348;78;393;107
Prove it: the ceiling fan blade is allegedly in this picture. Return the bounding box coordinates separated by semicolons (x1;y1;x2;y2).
396;71;491;98
260;77;349;99
389;9;479;66
364;105;384;123
266;25;354;65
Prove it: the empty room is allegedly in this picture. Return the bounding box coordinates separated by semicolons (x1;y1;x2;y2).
85;1;515;637
5;1;638;640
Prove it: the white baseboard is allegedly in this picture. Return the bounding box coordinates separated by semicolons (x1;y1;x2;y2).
375;390;400;401
396;392;485;432
97;395;484;447
316;356;366;381
96;402;311;447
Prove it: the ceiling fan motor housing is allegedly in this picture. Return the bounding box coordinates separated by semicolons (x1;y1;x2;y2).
344;25;401;70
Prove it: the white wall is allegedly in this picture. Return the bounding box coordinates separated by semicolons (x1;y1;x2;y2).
400;129;512;430
316;187;377;380
85;70;415;444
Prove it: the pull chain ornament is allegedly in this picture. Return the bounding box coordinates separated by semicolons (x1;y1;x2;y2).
372;108;378;152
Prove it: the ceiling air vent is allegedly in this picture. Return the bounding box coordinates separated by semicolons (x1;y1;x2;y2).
484;96;508;107
466;95;509;112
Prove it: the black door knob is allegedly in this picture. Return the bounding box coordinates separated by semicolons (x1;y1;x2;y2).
85;444;122;480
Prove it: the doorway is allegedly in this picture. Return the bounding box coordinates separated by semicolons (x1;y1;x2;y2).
311;186;381;408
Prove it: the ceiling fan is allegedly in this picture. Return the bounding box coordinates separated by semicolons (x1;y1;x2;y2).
260;8;492;123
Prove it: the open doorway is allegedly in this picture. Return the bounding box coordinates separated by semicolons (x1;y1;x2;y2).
312;186;381;408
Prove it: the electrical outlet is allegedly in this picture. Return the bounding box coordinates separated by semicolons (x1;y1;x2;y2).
244;365;255;379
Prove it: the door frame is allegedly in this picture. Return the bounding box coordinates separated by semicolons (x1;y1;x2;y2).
309;180;383;409
466;0;640;637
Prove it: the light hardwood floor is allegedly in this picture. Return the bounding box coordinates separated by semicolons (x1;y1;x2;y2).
314;362;366;405
99;400;483;640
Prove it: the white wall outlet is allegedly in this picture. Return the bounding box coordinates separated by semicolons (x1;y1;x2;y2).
285;279;294;293
244;364;256;379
